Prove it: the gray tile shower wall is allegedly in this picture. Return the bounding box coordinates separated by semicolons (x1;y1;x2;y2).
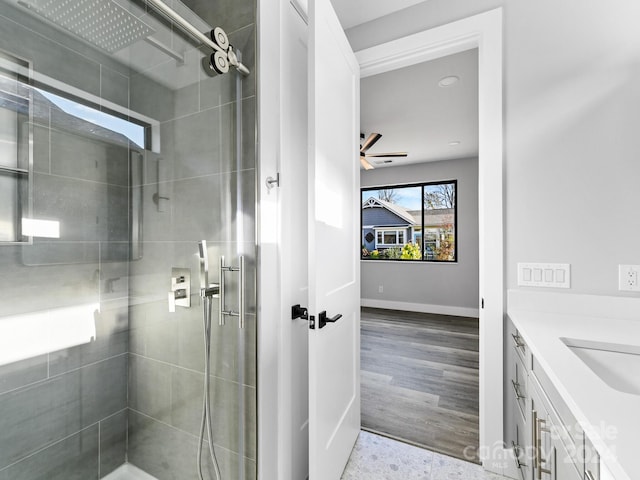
0;0;258;479
126;0;258;477
0;2;132;478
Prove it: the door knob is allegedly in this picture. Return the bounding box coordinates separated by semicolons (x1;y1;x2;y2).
292;306;342;329
317;311;342;329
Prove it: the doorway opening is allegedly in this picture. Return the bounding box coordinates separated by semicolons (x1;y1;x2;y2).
355;8;504;470
358;48;480;462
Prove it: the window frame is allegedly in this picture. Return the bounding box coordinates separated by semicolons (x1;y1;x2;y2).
0;49;33;245
361;179;458;263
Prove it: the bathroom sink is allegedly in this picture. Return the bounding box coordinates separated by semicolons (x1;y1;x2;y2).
561;337;640;395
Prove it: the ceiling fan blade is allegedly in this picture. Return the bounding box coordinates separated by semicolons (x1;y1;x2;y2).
360;132;382;153
365;152;408;158
359;156;375;170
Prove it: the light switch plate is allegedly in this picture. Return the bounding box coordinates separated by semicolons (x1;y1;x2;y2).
517;263;571;288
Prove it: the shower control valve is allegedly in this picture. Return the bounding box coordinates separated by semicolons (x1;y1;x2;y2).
169;268;191;313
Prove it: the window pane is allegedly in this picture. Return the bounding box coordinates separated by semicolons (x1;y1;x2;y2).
362;186;421;260
0;100;18;169
423;182;456;261
362;182;456;261
383;232;396;244
0;171;27;242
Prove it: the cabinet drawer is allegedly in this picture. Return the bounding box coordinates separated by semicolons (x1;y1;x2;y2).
510;325;529;366
584;435;600;480
545;387;583;474
513;413;531;480
553;431;583;480
511;355;528;419
531;356;582;448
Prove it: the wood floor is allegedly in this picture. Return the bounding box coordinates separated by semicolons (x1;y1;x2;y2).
360;307;480;463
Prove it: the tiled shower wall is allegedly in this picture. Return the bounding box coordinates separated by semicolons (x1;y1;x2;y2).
0;0;257;479
0;2;131;478
125;0;258;479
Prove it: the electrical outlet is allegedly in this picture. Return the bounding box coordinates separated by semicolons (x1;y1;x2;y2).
618;265;640;292
378;285;384;293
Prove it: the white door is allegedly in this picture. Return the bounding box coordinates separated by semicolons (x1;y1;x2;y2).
308;0;360;478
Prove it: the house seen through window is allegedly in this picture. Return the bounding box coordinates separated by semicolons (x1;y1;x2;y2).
361;181;457;262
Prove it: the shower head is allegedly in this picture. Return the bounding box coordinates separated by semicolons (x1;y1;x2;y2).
17;0;156;54
198;240;209;293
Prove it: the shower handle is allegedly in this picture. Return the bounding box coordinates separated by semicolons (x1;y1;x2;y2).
219;255;245;329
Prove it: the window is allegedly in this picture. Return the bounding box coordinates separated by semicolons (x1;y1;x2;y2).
0;48;150;261
0;51;31;244
376;229;405;247
361;180;457;262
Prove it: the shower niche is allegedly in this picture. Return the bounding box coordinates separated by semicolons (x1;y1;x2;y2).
0;0;257;479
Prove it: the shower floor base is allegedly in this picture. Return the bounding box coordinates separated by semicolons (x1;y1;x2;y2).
102;464;158;480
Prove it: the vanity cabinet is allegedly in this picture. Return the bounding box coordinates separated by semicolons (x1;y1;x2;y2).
530;374;582;480
505;317;601;480
505;318;532;480
584;436;600;480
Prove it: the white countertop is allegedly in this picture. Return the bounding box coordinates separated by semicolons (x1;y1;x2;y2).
508;290;640;480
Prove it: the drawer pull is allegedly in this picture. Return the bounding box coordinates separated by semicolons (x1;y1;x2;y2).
511;332;526;349
511;379;525;400
536;416;552;479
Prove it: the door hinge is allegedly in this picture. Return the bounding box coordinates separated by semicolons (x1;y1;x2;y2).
481;298;485;309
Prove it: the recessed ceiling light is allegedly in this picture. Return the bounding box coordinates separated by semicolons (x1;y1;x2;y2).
438;75;460;87
448;141;461;146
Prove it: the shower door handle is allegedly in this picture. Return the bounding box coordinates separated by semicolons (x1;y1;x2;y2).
219;256;225;326
219;255;246;328
238;256;245;329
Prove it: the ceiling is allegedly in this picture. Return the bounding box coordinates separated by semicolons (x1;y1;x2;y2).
360;49;479;168
328;1;479;169
330;0;428;30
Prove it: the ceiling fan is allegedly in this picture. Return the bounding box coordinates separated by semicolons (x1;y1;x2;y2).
359;133;407;170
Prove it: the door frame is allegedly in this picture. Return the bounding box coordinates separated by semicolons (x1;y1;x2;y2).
355;8;505;473
257;5;505;479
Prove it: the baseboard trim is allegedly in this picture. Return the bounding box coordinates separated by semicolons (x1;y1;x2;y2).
361;298;479;318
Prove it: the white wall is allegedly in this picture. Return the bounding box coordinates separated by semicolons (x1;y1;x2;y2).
361;157;479;315
348;0;640;297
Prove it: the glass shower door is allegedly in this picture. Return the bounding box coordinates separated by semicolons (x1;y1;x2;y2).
0;0;257;478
